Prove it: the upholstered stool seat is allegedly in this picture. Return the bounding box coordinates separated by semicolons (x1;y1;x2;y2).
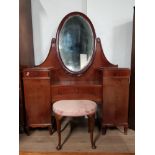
53;100;97;116
53;100;97;150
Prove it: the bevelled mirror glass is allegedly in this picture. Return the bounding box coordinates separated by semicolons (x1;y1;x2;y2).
57;13;95;73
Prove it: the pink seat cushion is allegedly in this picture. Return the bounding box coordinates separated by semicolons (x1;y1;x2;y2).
53;100;97;116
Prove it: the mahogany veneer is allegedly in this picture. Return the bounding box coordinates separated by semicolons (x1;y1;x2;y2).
99;68;130;134
22;12;130;135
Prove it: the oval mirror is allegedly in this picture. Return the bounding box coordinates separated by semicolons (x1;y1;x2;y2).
57;12;96;74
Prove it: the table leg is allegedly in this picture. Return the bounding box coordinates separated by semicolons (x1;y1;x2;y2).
124;125;128;135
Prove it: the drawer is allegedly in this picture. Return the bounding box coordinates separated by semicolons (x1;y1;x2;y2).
103;78;129;86
52;86;77;96
51;85;102;102
23;70;50;78
102;69;130;77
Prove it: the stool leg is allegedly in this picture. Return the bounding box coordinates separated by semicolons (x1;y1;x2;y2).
88;116;90;133
55;114;62;150
88;114;96;149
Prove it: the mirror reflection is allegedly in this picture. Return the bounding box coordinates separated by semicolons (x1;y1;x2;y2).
59;15;94;72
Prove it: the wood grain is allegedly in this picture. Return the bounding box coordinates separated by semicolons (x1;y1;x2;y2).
22;12;130;135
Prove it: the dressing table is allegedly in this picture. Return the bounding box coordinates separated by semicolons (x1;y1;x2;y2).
22;12;130;135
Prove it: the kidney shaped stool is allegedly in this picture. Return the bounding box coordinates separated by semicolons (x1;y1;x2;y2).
53;100;97;150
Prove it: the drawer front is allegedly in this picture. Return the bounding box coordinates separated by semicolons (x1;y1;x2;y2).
103;78;129;86
23;70;50;78
51;85;102;102
102;69;130;77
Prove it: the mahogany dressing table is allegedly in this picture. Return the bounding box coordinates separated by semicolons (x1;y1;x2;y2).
22;12;130;135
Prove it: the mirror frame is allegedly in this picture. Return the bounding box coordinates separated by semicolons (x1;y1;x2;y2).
56;12;96;75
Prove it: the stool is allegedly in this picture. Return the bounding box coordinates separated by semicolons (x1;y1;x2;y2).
53;100;97;150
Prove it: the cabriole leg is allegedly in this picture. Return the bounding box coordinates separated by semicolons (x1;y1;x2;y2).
88;113;96;149
55;113;62;150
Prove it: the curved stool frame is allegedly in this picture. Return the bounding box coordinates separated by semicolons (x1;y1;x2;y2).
53;100;96;150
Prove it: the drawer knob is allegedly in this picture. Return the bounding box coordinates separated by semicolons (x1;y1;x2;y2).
26;72;30;76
